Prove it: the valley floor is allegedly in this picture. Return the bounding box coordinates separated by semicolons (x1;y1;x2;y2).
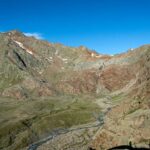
0;94;107;150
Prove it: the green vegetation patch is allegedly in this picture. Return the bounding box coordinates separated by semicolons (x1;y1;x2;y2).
0;95;101;150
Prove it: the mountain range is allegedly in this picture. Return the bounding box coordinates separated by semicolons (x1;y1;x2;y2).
0;30;149;150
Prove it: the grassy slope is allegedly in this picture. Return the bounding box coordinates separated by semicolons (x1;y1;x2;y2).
0;95;101;150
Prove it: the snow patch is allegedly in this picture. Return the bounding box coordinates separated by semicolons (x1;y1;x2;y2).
14;41;24;49
62;58;68;63
55;50;58;55
39;71;43;74
57;55;68;63
62;58;68;61
46;57;53;62
14;40;33;55
91;53;95;57
91;53;102;58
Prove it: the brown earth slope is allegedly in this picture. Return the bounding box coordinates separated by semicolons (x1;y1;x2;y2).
90;46;150;149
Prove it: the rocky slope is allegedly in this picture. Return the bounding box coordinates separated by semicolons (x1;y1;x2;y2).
0;30;149;150
90;45;150;149
0;30;139;97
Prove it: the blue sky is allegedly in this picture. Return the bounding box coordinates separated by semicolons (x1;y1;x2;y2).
0;0;150;54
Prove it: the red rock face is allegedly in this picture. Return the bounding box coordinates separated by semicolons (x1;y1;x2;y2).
54;64;135;95
98;65;135;91
90;47;150;150
55;70;98;94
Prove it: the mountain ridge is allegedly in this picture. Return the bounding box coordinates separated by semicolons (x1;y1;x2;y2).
0;30;149;150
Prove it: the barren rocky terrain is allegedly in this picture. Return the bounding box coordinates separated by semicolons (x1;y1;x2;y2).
0;30;149;150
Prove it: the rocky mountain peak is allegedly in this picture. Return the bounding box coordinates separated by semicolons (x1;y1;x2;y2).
6;29;24;37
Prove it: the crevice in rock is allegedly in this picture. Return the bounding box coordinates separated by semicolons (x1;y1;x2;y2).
13;50;27;68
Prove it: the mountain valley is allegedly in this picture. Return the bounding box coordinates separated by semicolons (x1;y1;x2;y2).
0;30;149;150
